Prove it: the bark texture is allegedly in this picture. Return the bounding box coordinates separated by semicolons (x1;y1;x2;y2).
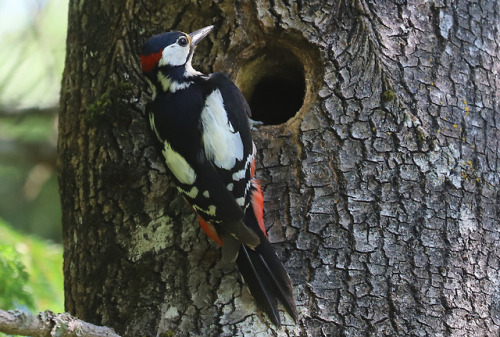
58;0;500;336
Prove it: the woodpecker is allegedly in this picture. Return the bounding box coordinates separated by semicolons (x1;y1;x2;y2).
140;26;297;326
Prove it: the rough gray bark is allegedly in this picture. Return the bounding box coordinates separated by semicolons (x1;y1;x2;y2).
58;0;500;336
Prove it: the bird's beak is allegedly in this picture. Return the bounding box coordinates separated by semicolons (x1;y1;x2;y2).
189;25;214;47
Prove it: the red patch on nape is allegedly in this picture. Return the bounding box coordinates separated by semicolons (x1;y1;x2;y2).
141;51;163;72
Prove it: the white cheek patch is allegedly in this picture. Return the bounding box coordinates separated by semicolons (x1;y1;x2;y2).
162;141;197;185
159;43;190;67
201;89;244;170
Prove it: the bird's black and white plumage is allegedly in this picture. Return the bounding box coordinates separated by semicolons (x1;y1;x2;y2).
140;25;297;326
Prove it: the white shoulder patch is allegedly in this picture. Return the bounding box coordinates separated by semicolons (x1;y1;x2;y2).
201;89;244;170
162;141;197;185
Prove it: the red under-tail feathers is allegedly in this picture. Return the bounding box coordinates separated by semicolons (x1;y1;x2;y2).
198;178;297;326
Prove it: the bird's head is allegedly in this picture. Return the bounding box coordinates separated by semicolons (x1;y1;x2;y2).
141;25;213;93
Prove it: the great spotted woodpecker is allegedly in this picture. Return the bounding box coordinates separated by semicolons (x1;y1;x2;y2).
140;25;297;326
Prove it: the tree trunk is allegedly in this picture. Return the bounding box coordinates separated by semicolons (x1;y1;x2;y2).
58;0;500;336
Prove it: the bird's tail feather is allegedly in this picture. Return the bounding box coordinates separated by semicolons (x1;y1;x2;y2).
236;204;297;326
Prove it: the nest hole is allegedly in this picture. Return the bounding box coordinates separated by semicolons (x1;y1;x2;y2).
237;48;306;125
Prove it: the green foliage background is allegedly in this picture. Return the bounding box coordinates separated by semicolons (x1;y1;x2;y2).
0;220;64;313
0;0;68;332
0;0;67;242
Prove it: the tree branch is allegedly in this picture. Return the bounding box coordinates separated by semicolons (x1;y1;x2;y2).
0;139;57;168
0;310;121;337
0;106;58;119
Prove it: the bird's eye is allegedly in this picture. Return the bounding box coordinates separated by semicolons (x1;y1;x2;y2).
178;37;188;46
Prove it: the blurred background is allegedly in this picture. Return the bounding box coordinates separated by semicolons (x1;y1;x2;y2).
0;0;68;320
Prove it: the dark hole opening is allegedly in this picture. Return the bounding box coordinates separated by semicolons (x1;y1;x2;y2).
249;74;305;125
242;49;306;125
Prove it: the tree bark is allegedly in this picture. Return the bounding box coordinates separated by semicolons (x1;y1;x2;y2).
58;0;500;336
